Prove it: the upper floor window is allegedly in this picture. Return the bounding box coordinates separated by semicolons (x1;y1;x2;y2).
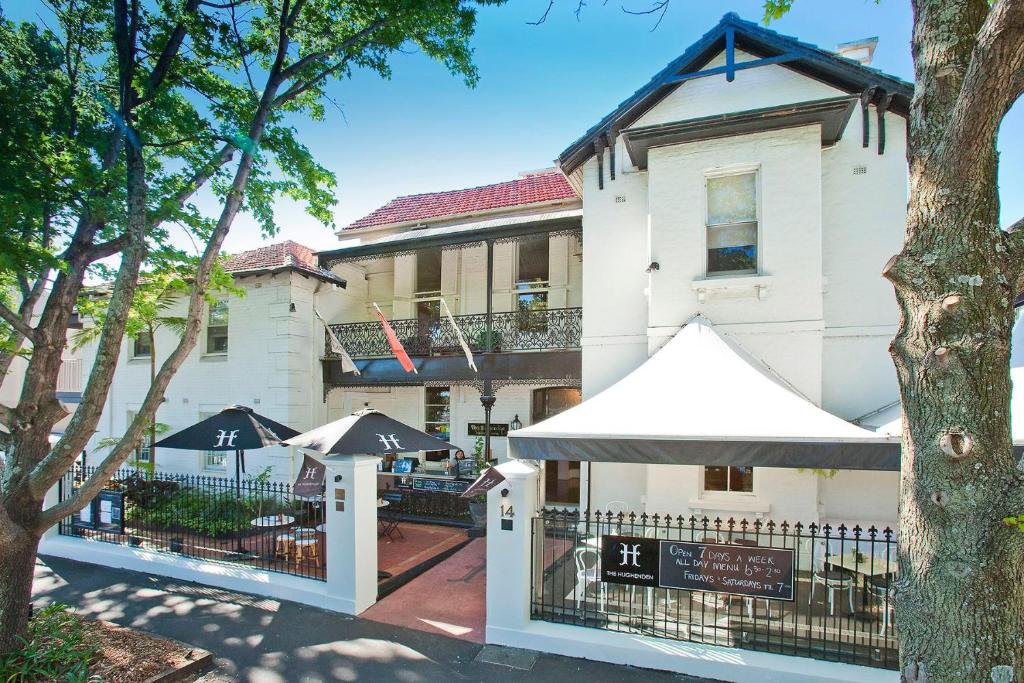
706;171;758;276
132;331;152;359
516;238;549;331
206;301;229;354
415;248;442;298
198;411;227;472
704;465;754;493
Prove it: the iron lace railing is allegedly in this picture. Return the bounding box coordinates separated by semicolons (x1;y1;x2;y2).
326;307;582;359
531;509;898;670
58;466;325;581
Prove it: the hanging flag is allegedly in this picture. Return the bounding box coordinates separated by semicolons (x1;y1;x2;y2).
440;298;478;373
314;309;360;375
373;302;417;374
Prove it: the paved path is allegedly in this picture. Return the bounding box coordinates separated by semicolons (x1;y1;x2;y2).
363;539;486;643
34;555;713;682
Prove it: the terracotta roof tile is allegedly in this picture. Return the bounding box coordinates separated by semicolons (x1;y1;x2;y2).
223;240;343;284
345;170;577;230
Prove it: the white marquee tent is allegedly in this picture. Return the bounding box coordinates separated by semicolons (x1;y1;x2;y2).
508;318;900;470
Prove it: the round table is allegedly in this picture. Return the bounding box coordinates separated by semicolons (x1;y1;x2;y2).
250;515;295;528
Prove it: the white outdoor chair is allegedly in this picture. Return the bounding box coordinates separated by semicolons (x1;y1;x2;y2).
574;547;606;612
868;576;895;636
600;500;628;534
809;540;855;615
731;537;771;618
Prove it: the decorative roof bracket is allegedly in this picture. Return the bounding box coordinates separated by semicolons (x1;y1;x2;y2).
860;86;878;148
876;91;893;155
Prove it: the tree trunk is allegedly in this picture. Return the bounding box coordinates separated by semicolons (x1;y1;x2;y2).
887;3;1024;681
0;516;42;654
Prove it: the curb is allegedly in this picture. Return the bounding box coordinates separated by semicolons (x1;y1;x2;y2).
94;620;214;683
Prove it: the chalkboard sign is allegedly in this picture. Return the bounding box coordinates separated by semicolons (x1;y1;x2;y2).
659;540;794;600
412;477;471;495
599;535;795;601
467;422;508;437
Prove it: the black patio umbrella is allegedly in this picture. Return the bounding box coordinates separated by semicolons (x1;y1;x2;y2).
154;405;300;552
281;408;457;456
155;405;300;487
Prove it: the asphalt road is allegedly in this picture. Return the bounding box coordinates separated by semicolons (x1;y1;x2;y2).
33;555;716;683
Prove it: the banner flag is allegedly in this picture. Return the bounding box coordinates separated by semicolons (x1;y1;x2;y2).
440;298;478;372
461;466;506;498
373;302;417;374
314;308;360;375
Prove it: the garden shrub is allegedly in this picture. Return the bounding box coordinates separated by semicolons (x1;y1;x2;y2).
0;604;96;683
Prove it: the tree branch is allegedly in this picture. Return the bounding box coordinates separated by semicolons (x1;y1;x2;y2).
0;303;36;343
136;0;202;106
84;234;129;262
1006;220;1024;297
278;18;386;82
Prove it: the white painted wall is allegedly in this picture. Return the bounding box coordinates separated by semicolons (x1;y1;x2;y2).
578;48;908;526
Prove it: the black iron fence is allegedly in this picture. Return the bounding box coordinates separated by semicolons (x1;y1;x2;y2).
58;466;325;581
532;509;898;670
327;307;582;359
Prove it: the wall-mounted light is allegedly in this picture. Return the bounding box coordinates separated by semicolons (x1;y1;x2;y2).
500;488;513;519
334;474;343;482
509;414;522;431
645;261;660;273
289;302;296;312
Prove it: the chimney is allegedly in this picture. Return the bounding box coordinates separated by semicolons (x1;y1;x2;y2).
836;37;878;66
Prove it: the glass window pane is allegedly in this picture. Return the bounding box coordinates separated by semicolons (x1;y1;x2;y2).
708;245;757;274
707;222;757;249
133;334;152;357
729;466;754;492
704;466;728;491
707;173;756;226
207;326;228;353
416;248;442;294
208;301;229;326
517;238;549;284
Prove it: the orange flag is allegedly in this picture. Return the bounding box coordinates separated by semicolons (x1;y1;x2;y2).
373;303;417;374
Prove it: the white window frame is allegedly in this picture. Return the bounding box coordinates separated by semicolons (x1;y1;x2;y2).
700;465;756;496
703;166;761;279
129;331;153;360
127;410;151;464
204;300;229;356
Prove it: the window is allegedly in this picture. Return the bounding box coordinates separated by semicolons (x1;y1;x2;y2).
533;387;583;505
132;332;152;358
199;411;227;472
423;386;450;462
415;248;442;297
516;238;549;332
127;411;151;464
704;466;754;493
706;171;758;276
414;249;443;346
206;301;229;354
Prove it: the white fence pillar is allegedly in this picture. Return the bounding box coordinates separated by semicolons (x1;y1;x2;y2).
324;454;380;614
485;459;540;642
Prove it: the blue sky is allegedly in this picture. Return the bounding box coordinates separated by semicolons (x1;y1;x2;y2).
10;0;1024;253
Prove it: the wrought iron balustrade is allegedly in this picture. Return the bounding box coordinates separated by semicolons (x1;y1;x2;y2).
326;307;582;359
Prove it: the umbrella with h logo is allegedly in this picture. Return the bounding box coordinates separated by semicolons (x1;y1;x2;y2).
154;404;300;495
282;408;457;456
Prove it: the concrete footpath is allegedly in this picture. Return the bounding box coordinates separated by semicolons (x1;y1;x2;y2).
34;555;712;682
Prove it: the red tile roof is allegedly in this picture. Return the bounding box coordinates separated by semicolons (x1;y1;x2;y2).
345;170;578;230
223;240;343;284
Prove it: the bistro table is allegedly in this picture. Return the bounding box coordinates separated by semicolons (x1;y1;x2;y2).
827;550;898;619
250;515;295;561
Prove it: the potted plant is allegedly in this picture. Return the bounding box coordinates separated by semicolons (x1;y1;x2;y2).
467;437;489;535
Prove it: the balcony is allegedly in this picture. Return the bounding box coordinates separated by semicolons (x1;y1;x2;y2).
327;307;582;360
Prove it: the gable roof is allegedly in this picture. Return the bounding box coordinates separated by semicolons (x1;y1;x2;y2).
343;169;578;231
223;240;345;286
558;12;914;175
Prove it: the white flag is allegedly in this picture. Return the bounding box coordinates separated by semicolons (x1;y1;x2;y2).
314;309;360;375
440;298;478;373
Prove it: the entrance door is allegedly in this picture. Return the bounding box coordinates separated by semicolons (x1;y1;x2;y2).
532;387;582;505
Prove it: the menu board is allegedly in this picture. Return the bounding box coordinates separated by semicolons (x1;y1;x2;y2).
412;477;471;495
72;489;126;535
659;540;795;600
600;535;795;601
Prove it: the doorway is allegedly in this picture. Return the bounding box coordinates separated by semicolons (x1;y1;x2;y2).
532;387;582;505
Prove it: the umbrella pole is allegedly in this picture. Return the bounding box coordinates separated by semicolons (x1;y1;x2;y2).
235;449;246;554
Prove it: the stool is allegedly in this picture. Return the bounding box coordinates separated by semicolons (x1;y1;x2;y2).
293;528;320;567
274;533;295;561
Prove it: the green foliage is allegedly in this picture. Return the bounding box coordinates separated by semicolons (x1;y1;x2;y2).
1003;514;1024;533
795;467;838;479
761;0;794;23
125;480;290;537
0;604;96;683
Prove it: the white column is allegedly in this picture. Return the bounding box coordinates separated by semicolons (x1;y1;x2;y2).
485;458;541;642
324;454;380;614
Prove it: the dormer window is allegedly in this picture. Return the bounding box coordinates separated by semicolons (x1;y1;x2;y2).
706;171;758;276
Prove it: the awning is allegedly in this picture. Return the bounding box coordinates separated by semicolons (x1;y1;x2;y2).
508;318;900;470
